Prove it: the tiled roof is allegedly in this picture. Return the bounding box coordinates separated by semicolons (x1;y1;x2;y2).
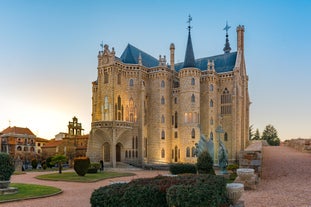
175;52;237;73
1;126;35;136
41;140;63;148
35;137;49;142
119;44;237;73
120;44;159;67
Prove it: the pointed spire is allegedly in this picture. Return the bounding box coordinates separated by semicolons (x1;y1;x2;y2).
183;15;195;68
223;21;231;53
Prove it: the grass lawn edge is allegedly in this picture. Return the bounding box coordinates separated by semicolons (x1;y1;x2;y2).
35;171;136;183
0;184;62;203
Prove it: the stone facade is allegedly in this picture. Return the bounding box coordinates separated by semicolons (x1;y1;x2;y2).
87;24;250;167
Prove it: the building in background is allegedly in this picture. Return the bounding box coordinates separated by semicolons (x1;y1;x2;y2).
41;117;88;164
0;126;37;162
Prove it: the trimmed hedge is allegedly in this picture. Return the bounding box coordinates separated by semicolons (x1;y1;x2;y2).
196;150;215;175
87;162;100;174
0;153;15;181
74;157;90;176
169;163;197;175
90;174;229;207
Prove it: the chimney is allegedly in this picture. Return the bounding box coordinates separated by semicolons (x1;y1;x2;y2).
170;43;175;70
237;25;245;52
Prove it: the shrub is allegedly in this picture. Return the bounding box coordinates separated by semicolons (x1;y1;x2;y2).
46;157;54;168
196;150;215;175
31;159;38;169
167;181;229;207
90;174;229;207
227;164;238;181
0;153;15;181
74;157;90;176
87;162;100;174
169;163;197;175
90;183;127;207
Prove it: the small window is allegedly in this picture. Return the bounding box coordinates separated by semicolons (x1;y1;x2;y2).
191;147;196;157
129;79;134;86
174;97;178;104
210;132;214;140
191;128;195;139
191;94;195;103
191;77;195;85
210;99;213;107
161;148;165;158
186;147;190;157
161;96;165;105
161;115;165;123
210;118;214;125
210;84;214;91
224;132;228;141
161;130;165;139
161;80;165;88
174;131;178;138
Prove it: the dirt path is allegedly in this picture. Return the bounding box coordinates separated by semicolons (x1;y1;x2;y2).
242;145;311;207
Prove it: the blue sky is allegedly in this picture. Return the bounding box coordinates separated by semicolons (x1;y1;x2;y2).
0;0;310;140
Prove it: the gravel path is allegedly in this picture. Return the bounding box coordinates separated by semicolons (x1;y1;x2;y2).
242;145;311;207
2;145;311;207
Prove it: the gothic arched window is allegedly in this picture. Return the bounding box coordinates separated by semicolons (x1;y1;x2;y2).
210;132;214;140
161;80;165;88
210;99;213;107
161;130;165;139
186;147;190;158
161;96;165;105
191;94;195;103
191;128;195;139
191;77;195;85
161;148;165;158
224;132;228;141
129;79;134;86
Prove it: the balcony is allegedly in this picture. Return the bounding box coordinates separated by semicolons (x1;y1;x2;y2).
91;121;133;129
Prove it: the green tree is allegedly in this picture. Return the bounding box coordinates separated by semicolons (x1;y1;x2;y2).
253;129;261;140
51;155;67;174
261;124;280;146
249;124;254;140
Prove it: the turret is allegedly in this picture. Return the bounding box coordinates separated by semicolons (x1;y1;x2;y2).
237;25;245;52
170;43;175;70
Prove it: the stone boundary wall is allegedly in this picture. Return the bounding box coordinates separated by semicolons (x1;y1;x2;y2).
284;139;311;153
239;141;266;177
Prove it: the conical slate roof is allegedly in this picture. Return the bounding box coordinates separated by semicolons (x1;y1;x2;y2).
183;31;195;68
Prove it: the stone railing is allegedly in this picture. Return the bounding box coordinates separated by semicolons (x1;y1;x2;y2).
284;138;311;153
91;121;133;129
239;141;265;177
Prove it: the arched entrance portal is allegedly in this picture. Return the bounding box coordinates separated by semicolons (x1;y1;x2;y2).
103;142;110;162
116;143;122;162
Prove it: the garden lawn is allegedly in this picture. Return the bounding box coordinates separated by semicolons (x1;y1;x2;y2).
0;183;61;203
36;171;135;182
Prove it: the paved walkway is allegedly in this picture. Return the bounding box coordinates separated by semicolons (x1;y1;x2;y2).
2;168;168;207
242;145;311;207
2;145;311;207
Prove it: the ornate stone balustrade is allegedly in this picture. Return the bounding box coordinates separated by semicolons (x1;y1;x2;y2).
91;121;133;129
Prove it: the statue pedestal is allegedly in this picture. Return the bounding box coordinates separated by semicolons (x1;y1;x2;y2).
235;168;257;190
0;181;18;195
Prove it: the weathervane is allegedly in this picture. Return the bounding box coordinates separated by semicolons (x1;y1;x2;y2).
223;21;231;34
187;15;192;32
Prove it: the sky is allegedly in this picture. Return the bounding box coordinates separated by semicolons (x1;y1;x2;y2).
0;0;310;140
